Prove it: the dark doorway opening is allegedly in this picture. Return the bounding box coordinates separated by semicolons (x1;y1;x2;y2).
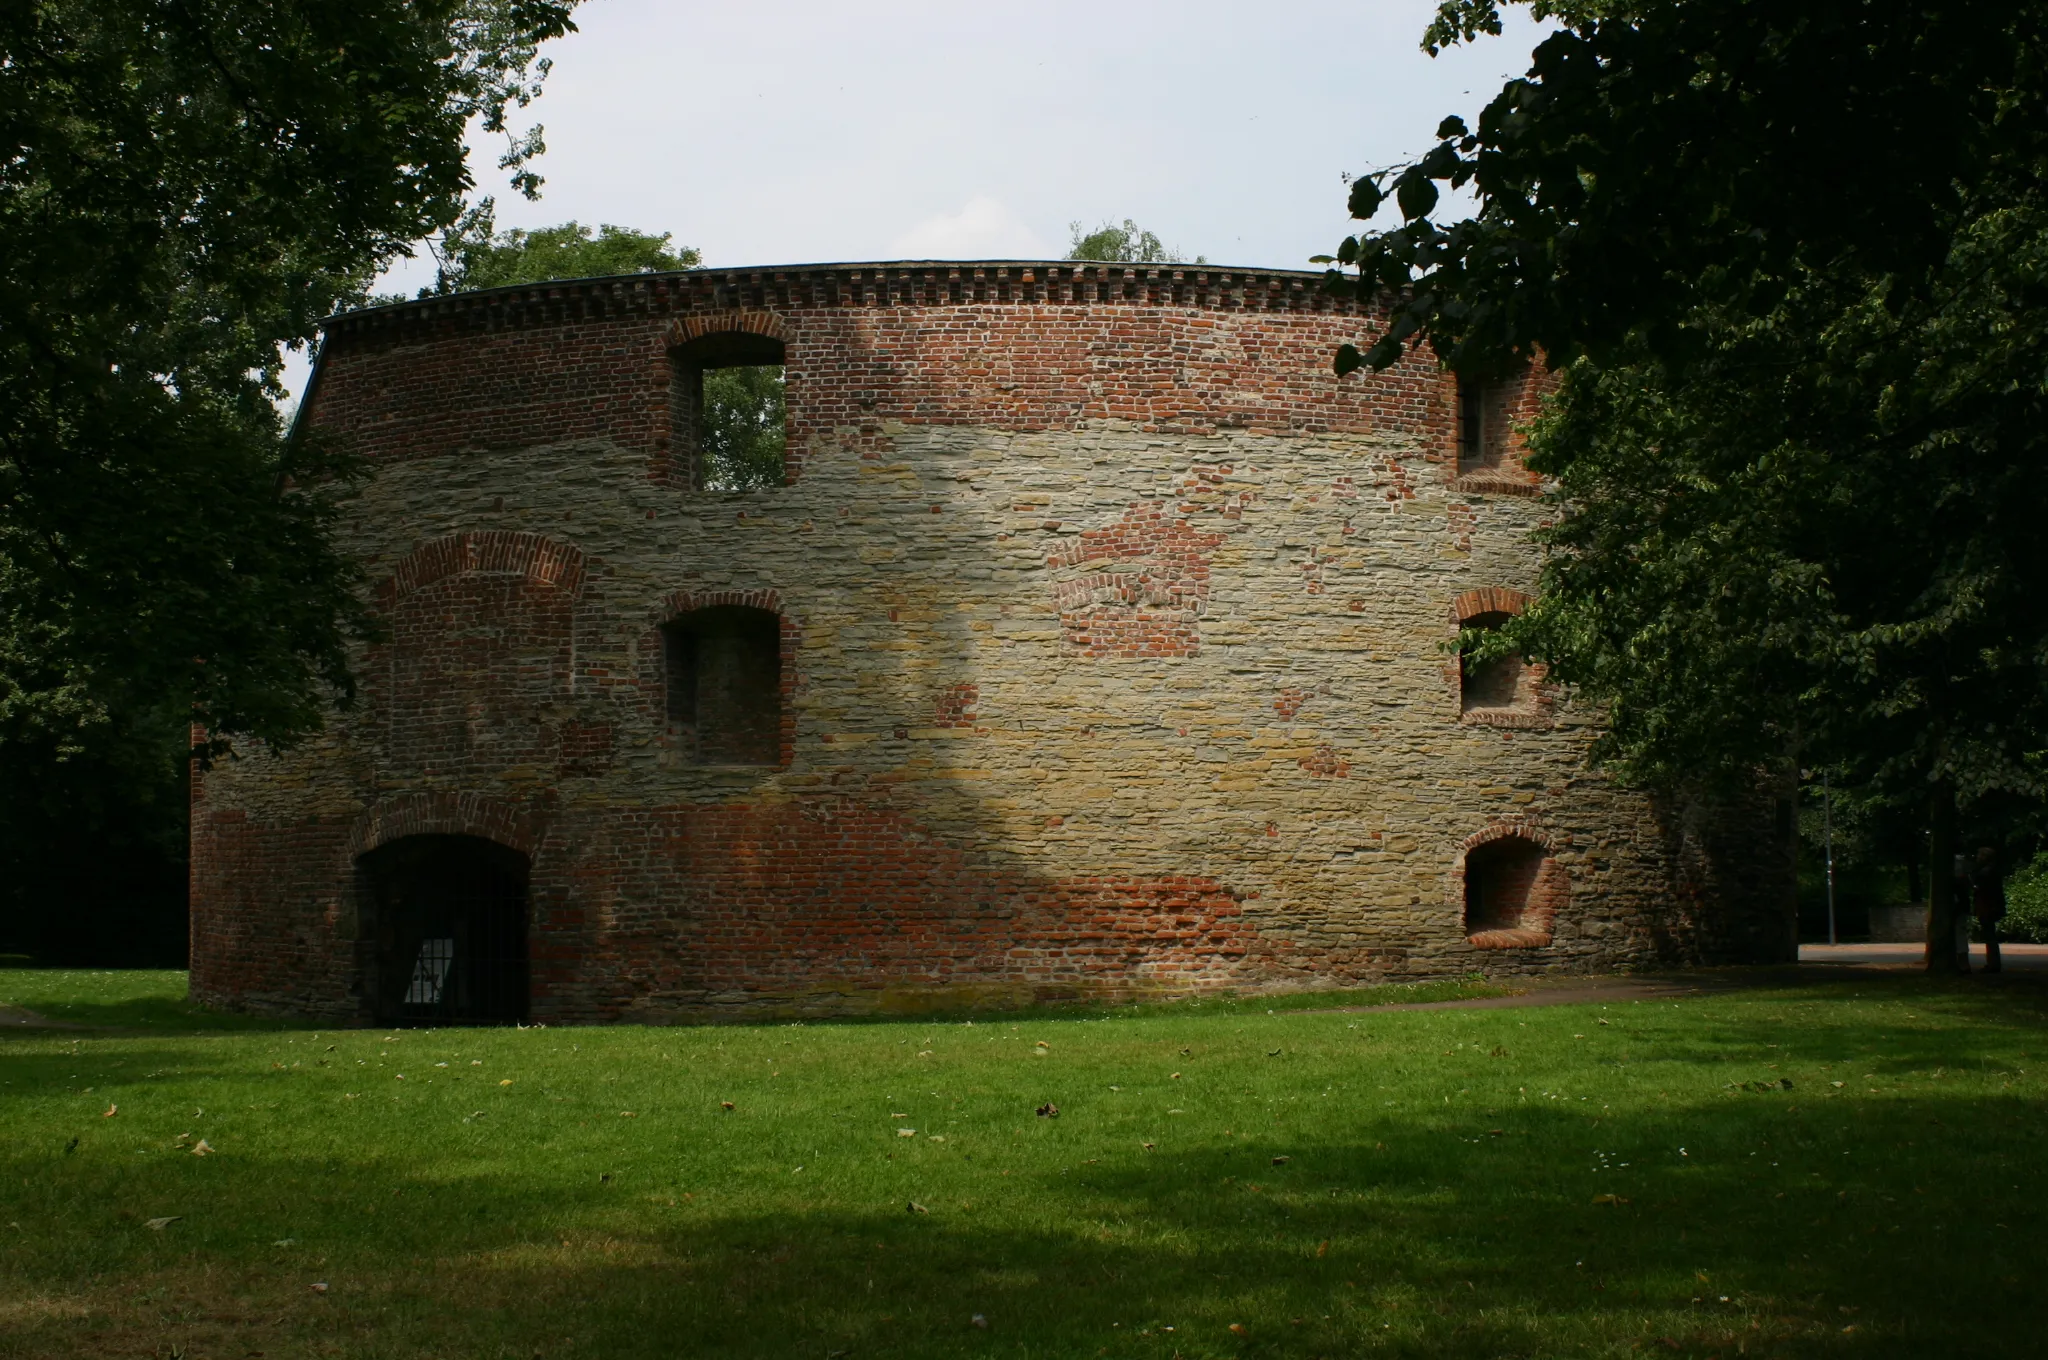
361;835;529;1025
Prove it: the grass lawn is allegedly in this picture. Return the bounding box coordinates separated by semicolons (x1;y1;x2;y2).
1;970;2042;1358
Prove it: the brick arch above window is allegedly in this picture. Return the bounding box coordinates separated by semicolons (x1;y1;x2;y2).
347;791;550;860
1449;585;1533;624
1457;817;1559;856
666;309;787;349
657;587;784;620
380;531;587;605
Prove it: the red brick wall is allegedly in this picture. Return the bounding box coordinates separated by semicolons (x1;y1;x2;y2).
186;262;1794;1022
306;264;1446;484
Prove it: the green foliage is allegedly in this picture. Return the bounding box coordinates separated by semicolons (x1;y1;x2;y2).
427;200;700;294
0;1;581;958
2003;853;2048;943
4;976;2044;1355
1325;0;2048;859
1067;219;1203;265
700;367;787;491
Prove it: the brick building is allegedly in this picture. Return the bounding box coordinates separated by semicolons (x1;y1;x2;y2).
189;262;1794;1023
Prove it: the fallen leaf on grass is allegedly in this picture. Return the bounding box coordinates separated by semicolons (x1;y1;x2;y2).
144;1217;180;1231
1271;1156;1290;1166
499;1079;513;1087
1592;1193;1629;1205
720;1101;735;1111
619;1111;637;1118
1142;1142;1156;1151
898;1129;917;1137
190;1140;213;1157
309;1282;328;1294
907;1201;929;1214
101;1104;117;1118
273;1238;296;1247
1170;1072;1182;1079
1035;1103;1058;1118
1229;1323;1248;1336
1316;1240;1329;1257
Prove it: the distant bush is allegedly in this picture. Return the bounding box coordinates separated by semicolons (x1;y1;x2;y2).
2004;853;2048;942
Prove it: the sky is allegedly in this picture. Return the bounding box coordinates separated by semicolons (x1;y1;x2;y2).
287;0;1551;399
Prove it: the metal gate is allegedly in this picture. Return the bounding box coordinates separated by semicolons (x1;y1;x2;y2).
361;835;529;1025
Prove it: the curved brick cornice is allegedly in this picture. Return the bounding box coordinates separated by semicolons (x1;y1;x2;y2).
667;309;787;347
382;531;588;604
1450;586;1534;622
321;261;1369;341
347;791;549;859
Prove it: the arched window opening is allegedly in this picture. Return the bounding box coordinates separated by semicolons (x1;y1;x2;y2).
670;330;786;491
360;835;529;1024
663;605;782;765
1459;609;1537;716
1462;835;1560;948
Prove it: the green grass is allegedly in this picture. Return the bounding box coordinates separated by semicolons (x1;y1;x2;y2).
2;971;2043;1358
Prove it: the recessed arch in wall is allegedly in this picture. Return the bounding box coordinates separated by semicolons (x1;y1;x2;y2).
1457;821;1567;949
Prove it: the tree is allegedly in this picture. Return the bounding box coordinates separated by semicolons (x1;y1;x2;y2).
1068;219;1204;265
0;1;581;960
426;200;699;293
1322;0;2048;969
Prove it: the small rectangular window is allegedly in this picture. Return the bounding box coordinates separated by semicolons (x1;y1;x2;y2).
1459;611;1530;715
670;332;787;491
1457;375;1485;472
662;606;781;765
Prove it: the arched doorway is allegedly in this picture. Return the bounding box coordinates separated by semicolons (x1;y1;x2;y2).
360;835;529;1024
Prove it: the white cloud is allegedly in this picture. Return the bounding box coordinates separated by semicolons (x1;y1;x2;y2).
887;197;1054;261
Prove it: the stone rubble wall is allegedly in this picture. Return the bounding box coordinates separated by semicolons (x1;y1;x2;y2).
190;263;1795;1021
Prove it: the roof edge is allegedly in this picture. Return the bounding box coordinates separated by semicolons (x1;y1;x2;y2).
322;259;1348;330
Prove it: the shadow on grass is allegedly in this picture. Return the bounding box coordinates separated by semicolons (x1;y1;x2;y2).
5;1095;2037;1357
0;969;308;1032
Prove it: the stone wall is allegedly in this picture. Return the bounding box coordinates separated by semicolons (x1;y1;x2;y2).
189;262;1794;1021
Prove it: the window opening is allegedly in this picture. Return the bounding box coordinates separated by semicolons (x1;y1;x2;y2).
670;331;786;490
1456;375;1485;473
663;605;781;765
1459;610;1532;715
361;835;528;1025
1463;835;1557;947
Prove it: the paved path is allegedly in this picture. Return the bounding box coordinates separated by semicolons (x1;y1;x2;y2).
1799;941;2048;971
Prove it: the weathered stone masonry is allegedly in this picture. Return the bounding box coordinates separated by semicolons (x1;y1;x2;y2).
190;261;1794;1022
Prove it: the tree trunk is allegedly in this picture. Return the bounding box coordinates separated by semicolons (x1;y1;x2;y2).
1925;783;1961;973
1904;843;1923;905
